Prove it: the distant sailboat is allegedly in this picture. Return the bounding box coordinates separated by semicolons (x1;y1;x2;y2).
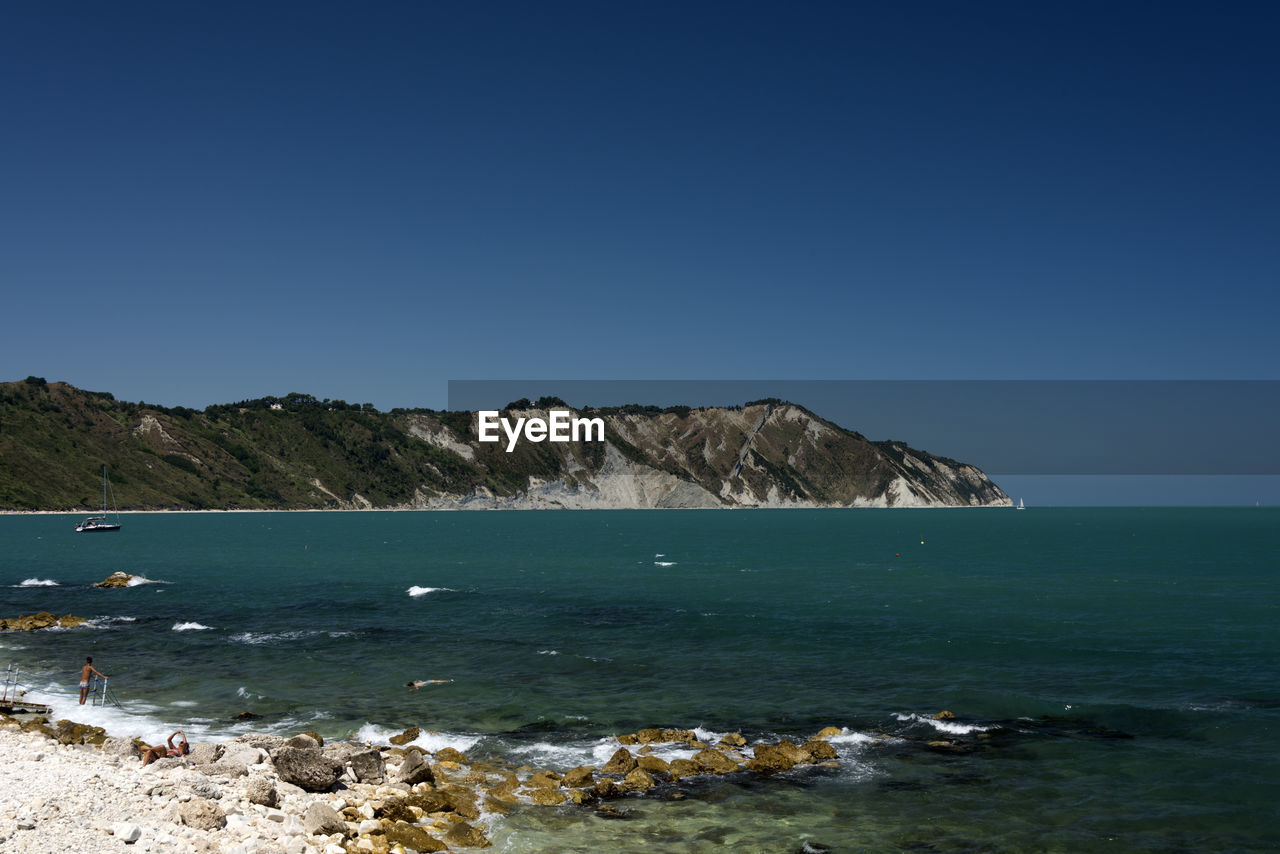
1016;497;1026;510
75;465;121;532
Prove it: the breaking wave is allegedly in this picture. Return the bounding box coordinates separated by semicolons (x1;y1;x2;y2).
407;586;455;597
893;712;995;735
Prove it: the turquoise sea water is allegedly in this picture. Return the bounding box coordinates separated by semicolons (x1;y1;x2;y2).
1;508;1277;852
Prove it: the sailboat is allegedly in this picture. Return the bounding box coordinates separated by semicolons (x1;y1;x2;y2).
1016;497;1026;510
75;465;121;532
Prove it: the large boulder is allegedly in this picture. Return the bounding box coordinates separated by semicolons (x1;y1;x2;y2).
178;798;226;831
804;739;839;761
530;788;567;805
284;733;322;750
375;797;415;823
524;770;561;789
621;768;657;792
775;739;812;765
436;746;468;764
561;765;595;788
692;748;739;774
187;742;223;765
668;758;702;780
271;745;343;792
637;756;671;777
404;788;453;814
744;743;797;775
394;747;435;786
349;748;386;784
321;741;365;762
102;737;141;759
601;747;637;774
438;785;481;820
220;744;268;767
384;820;446;852
245;776;278;808
203;760;249;778
442;821;490;849
229;733;286;753
303;801;346;836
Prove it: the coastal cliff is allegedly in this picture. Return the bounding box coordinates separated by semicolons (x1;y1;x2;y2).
0;379;1009;510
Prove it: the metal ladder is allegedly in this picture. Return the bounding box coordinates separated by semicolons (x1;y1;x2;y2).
89;676;122;708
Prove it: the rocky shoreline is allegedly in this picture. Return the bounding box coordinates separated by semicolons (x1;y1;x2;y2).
0;712;852;853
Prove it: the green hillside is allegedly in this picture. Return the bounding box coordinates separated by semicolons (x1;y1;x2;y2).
0;378;1008;510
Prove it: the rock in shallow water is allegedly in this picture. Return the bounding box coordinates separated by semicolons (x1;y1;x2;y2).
601;747;637;774
394;747;435;785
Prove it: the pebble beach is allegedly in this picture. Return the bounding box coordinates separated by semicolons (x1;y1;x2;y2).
0;709;847;854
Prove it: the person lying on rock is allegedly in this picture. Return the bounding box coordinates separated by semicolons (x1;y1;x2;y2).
141;730;190;766
407;679;452;689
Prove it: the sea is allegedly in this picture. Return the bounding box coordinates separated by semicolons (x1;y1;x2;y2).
1;508;1276;853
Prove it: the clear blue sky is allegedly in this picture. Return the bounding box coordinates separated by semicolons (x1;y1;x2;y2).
2;3;1276;501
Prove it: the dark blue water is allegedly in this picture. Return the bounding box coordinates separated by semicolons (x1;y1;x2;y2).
2;508;1277;851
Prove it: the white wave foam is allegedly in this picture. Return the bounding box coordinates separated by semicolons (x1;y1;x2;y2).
83;616;137;629
893;712;994;735
407;586;455;597
537;650;559;656
352;723;480;754
654;561;677;567
20;681;230;748
172;622;213;632
230;630;312;645
654;553;665;557
126;575;165;587
17;577;59;587
510;739;600;770
827;729;889;752
229;629;354;645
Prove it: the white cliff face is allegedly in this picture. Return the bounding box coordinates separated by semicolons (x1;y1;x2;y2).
404;414;476;460
396;402;1010;510
413;444;721;510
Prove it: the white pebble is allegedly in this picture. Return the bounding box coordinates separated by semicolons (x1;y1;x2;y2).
111;822;142;842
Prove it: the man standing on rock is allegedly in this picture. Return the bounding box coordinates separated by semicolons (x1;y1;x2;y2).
79;656;106;704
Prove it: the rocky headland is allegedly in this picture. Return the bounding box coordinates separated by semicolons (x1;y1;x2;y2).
1;381;1009;511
